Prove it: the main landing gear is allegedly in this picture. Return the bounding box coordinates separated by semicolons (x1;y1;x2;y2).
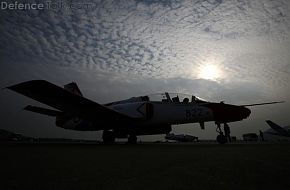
216;123;227;144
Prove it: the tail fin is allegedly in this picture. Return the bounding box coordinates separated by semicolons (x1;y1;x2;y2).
266;120;287;134
64;82;83;97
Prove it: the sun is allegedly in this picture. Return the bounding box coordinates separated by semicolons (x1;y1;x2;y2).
198;64;221;81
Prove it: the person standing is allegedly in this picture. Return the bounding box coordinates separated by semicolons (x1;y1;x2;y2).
259;130;264;141
224;123;231;143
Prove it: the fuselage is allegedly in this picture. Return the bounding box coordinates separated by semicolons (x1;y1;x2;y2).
124;101;214;125
57;99;251;134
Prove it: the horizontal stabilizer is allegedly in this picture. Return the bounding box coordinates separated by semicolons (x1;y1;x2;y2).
24;105;61;116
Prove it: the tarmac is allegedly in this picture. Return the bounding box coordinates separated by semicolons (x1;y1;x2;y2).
2;141;290;190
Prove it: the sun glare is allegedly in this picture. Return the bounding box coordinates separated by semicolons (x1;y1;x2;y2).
198;64;221;81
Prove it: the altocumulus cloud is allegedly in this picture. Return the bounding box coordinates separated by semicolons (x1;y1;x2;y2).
1;0;290;139
1;0;289;79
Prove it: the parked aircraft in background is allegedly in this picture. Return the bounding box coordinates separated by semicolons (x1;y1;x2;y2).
165;133;198;142
242;133;258;141
265;120;290;137
7;80;283;144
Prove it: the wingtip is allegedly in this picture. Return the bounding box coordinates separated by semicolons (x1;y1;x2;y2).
275;101;285;104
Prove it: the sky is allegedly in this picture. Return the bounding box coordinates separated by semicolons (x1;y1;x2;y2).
0;0;290;141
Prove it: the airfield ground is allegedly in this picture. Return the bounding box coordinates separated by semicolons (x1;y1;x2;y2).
2;142;290;190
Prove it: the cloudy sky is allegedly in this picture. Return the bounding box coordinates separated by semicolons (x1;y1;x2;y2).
0;0;290;140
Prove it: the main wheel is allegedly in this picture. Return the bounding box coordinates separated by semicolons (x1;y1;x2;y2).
128;135;137;144
102;130;115;143
216;134;227;144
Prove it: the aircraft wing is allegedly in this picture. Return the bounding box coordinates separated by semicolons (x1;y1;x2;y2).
7;80;135;125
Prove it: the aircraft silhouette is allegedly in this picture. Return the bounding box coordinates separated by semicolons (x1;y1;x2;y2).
265;120;290;137
165;133;198;142
7;80;283;144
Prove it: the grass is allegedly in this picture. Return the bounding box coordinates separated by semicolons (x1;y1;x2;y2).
2;142;290;190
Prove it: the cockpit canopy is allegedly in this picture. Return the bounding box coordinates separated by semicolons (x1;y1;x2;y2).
147;92;206;103
107;92;207;105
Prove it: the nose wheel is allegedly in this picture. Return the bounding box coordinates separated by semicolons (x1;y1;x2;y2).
216;123;227;144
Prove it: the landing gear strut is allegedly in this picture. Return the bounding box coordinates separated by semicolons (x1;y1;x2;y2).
216;123;227;144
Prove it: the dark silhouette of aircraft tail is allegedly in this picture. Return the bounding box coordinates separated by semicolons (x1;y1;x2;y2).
266;120;288;135
266;120;283;130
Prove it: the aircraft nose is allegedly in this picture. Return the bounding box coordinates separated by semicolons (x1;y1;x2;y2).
243;107;251;118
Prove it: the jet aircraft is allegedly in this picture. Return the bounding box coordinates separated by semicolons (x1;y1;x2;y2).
165;133;198;142
265;120;290;137
6;80;284;144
